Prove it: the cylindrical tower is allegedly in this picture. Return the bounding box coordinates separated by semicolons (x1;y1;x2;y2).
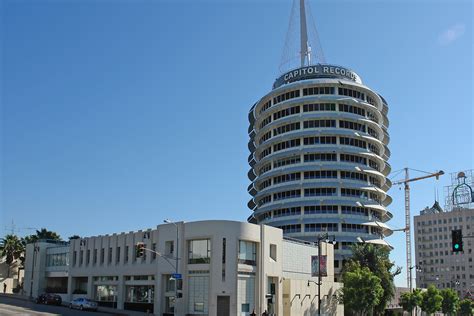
247;64;392;278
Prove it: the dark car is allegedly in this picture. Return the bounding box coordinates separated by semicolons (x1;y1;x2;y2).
36;293;62;305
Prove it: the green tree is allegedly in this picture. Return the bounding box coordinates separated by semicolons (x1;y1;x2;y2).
420;285;443;315
459;299;473;316
68;235;81;240
339;262;384;316
25;228;62;243
440;288;459;315
347;243;401;314
0;234;25;278
399;289;422;314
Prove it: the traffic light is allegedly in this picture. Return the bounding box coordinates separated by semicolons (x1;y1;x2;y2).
136;242;145;257
451;229;463;252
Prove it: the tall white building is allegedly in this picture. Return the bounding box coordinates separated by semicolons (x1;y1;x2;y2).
247;65;393;277
246;1;392;279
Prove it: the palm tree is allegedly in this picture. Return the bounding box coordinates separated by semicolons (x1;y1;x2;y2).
0;234;25;278
24;228;62;243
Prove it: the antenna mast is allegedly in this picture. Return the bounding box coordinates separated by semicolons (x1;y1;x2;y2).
299;0;310;67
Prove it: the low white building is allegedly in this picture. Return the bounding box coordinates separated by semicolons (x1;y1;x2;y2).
24;220;343;315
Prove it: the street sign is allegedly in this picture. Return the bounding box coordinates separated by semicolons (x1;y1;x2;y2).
171;273;182;279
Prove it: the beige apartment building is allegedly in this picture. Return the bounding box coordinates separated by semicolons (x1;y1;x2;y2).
414;204;474;298
24;220;343;315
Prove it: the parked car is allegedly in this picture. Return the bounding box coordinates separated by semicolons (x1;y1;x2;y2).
69;297;98;311
35;293;62;306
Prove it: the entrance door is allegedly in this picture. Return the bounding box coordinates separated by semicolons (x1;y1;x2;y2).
217;296;230;316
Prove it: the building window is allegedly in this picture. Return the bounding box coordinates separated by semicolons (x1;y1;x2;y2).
339;137;367;149
303;103;336;112
125;246;129;263
273;190;301;201
304;188;337;197
238;276;255;315
100;248;105;265
273;207;301;218
259;100;271;114
273;155;301;168
259;116;272;129
304;170;338;179
303;136;337;145
273;122;300;136
188;276;209;314
339;153;367;165
340;171;368;182
303;119;336;129
108;247;113;264
273;89;300;105
46;253;69;267
259;131;272;145
273;138;300;152
341;205;369;216
188;239;211;264
303;86;335;96
238;241;257;266
339;120;366;132
342;224;369;233
151;243;157;261
116;247;121;264
273;105;300;120
338;87;365;100
259;147;272;160
338;103;366;116
259;163;271;175
93;249;97;265
165;241;174;257
277;224;301;233
270;244;277;261
258;195;271;206
305;223;338;232
86;249;90;265
273;172;301;184
304;205;338;214
304;153;337;162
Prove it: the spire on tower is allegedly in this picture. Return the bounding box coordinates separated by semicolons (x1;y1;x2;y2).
280;0;326;73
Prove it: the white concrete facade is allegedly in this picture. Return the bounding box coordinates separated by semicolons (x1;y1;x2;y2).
246;66;393;279
24;220;343;315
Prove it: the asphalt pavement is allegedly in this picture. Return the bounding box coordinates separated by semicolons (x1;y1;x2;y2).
0;296;114;316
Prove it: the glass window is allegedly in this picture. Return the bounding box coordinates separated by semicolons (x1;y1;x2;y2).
188;239;211;264
238;241;257;265
188;276;209;314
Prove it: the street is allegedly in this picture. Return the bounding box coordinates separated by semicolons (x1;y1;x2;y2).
0;296;114;316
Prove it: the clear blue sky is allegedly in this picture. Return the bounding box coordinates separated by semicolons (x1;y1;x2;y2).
1;0;472;287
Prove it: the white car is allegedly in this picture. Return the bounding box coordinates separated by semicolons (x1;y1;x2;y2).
69;298;98;311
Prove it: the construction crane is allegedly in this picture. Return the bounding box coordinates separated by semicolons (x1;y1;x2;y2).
392;168;444;291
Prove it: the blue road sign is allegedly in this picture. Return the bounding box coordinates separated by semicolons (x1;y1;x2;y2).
171;273;182;279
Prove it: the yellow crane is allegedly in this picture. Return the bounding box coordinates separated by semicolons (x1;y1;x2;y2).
392;168;444;290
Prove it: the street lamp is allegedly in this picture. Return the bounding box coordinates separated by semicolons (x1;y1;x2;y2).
163;219;179;315
408;264;422;292
308;232;336;316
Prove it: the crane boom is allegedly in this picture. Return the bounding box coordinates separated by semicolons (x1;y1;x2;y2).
393;170;444;185
393;169;444;291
